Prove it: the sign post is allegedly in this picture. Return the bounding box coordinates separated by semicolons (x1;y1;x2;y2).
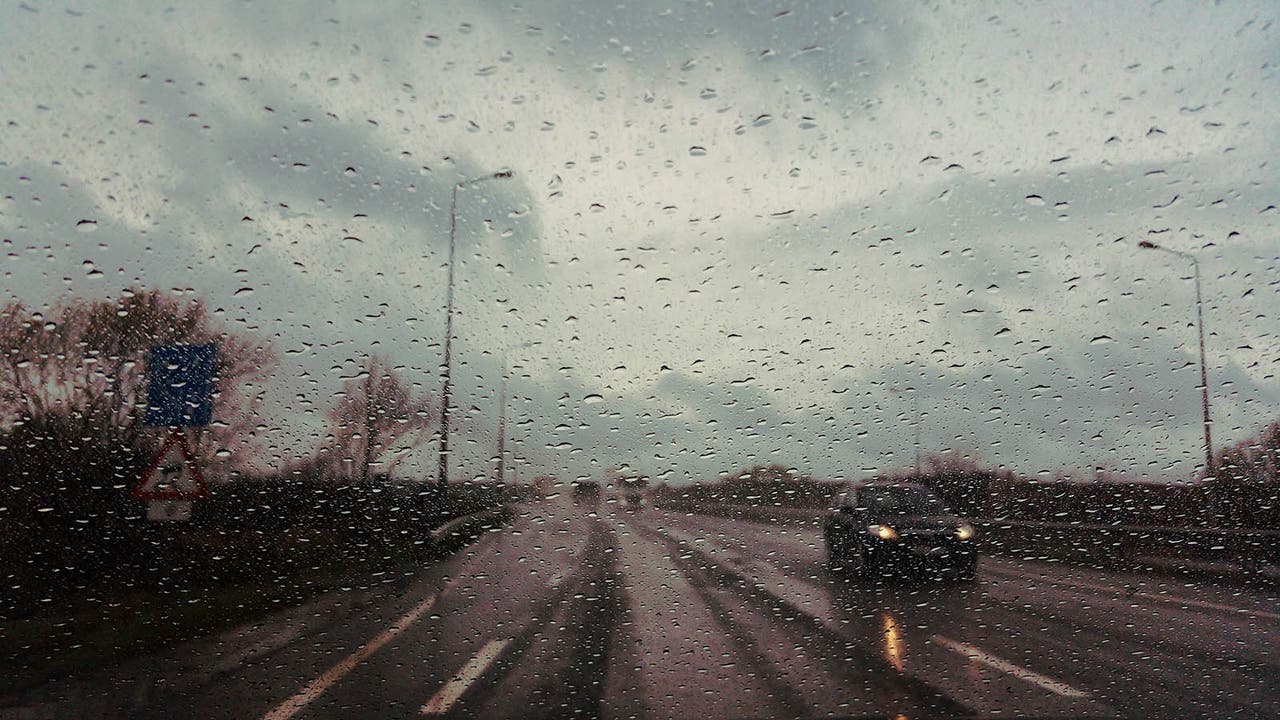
132;344;216;521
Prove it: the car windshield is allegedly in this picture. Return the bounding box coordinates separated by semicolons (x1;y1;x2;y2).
4;2;1279;719
863;487;948;516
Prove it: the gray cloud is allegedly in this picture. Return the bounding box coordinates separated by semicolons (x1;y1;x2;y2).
3;0;1277;484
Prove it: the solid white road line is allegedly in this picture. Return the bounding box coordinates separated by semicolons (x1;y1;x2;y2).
259;592;441;720
1136;592;1280;621
932;635;1088;698
984;563;1280;621
420;638;512;715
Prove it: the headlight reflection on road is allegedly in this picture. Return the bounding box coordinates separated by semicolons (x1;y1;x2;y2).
881;612;905;671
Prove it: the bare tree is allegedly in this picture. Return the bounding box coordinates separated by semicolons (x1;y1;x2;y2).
0;288;275;473
1218;421;1280;485
326;354;432;482
0;288;276;588
923;450;983;476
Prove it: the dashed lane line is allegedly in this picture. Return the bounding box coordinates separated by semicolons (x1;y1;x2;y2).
932;635;1088;698
420;638;513;716
259;591;442;720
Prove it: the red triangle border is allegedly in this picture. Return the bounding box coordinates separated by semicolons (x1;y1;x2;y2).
131;429;209;500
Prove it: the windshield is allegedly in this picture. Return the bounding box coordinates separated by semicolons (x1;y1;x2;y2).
862;487;948;516
3;2;1278;719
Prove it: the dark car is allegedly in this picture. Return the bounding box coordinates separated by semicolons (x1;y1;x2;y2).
824;482;976;581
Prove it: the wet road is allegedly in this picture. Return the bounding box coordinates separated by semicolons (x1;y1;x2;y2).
6;502;1279;719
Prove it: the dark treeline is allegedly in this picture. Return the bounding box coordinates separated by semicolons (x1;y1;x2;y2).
653;440;1280;531
989;478;1279;529
651;464;837;510
0;288;506;623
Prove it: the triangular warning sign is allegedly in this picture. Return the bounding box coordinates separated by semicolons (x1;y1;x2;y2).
132;429;209;500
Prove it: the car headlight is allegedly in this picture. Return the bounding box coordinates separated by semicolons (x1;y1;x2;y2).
868;524;899;541
956;523;975;541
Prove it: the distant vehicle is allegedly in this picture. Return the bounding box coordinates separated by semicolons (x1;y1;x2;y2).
530;475;556;500
619;475;647;511
823;482;976;581
622;490;643;511
571;479;601;506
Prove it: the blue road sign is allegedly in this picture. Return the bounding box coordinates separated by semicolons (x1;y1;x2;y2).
145;344;216;426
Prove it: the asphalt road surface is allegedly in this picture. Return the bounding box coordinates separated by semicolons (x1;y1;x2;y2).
5;502;1278;719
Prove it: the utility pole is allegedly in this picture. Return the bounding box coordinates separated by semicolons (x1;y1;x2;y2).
913;393;922;477
496;372;507;484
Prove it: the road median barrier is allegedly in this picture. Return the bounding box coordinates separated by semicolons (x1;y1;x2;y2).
653;500;1279;585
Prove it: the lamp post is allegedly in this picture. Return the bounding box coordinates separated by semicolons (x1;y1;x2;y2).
1137;239;1214;480
436;170;513;493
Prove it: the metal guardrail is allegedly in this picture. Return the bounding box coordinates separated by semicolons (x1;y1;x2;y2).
974;518;1280;566
975;518;1280;539
655;501;1279;573
428;508;506;543
661;502;1280;540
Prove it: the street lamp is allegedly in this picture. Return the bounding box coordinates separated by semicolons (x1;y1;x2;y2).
1137;239;1214;480
436;170;514;493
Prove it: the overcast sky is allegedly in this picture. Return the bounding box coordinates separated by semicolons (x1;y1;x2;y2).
3;1;1277;484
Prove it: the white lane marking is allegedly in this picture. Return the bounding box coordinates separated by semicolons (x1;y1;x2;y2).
215;625;304;675
420;638;512;715
260;592;440;720
932;635;1088;698
984;564;1280;621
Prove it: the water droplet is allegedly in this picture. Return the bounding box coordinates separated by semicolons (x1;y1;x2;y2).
1024;195;1045;206
689;146;707;157
1090;335;1113;345
76;219;98;232
583;394;604;404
